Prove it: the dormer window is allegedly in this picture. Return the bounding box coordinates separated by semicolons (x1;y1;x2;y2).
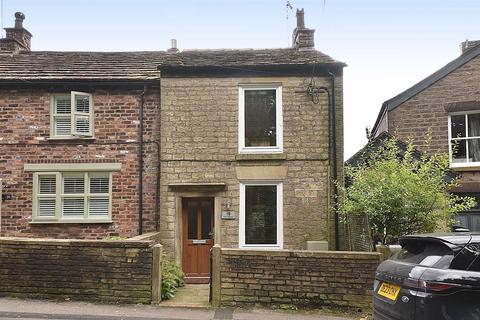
50;91;94;139
449;112;480;167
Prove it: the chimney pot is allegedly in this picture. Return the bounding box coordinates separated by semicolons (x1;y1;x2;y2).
296;9;305;28
167;39;179;53
292;8;315;50
14;12;26;28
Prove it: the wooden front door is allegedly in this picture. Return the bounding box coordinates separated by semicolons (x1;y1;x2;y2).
182;197;214;284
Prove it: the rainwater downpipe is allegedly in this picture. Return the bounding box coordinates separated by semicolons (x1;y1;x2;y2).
328;70;340;251
138;84;147;235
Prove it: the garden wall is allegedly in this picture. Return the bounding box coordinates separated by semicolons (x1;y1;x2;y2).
0;232;162;304
211;246;380;310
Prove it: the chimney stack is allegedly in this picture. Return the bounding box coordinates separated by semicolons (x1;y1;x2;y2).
0;12;32;52
167;39;179;53
460;40;480;54
292;9;315;50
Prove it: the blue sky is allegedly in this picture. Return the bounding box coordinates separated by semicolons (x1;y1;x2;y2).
2;0;479;157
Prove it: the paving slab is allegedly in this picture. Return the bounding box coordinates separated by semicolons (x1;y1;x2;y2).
160;284;210;308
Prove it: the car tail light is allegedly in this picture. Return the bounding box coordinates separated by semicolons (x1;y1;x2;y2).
403;278;460;292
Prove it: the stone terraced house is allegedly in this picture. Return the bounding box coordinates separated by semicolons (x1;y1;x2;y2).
0;10;345;282
370;40;480;232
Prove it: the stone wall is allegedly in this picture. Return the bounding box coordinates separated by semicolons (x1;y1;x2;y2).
212;247;380;310
0;235;162;303
0;87;160;238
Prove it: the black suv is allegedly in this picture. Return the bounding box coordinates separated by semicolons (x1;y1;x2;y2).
373;233;480;320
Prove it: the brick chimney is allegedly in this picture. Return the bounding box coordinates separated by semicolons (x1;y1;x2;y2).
0;12;32;52
292;9;315;50
167;39;179;53
460;40;480;54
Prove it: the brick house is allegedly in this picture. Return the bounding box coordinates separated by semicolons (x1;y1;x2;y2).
370;40;480;232
0;10;345;282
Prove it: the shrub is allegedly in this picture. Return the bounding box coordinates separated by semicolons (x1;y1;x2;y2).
161;255;185;300
342;135;476;246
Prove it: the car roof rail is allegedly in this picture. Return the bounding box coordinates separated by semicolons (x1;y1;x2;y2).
452;225;471;232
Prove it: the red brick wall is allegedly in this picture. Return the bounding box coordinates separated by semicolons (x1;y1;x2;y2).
0;87;160;239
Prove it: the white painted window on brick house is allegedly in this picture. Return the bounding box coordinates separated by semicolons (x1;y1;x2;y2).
239;181;283;249
51;91;94;138
449;111;480;167
33;172;112;223
238;85;283;153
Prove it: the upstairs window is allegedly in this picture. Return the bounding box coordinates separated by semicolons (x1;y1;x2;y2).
51;91;94;138
33;172;112;222
239;85;283;153
449;112;480;167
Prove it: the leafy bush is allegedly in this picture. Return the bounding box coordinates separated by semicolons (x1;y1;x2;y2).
161;255;185;300
342;135;476;246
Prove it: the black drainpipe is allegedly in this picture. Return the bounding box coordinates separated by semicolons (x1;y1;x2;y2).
156;74;161;231
328;70;340;251
138;84;147;235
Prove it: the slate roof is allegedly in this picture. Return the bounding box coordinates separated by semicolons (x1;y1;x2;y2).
371;44;480;136
0;48;343;82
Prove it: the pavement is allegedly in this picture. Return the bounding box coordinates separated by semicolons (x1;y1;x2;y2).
0;297;359;320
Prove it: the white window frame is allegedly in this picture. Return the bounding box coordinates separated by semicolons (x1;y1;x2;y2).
448;111;480;168
50;91;94;139
32;171;112;223
238;85;283;154
239;181;283;249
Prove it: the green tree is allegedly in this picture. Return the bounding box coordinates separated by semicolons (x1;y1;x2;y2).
342;136;476;246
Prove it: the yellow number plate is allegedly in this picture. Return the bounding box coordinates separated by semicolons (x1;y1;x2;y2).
377;282;401;301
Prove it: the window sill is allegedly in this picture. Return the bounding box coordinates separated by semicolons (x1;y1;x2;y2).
236;153;286;161
47;137;96;142
239;245;283;250
450;164;480;171
30;219;113;225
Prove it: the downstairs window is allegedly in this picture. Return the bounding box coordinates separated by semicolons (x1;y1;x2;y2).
239;182;283;249
33;171;112;223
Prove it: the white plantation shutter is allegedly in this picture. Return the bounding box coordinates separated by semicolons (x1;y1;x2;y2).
54;97;71;114
53;96;72;137
90;176;109;193
54;118;71;136
89;198;109;216
39;176;56;194
63;176;84;194
62;175;85;218
37;175;57;218
71;92;93;137
62;198;85;217
38;199;56;217
88;175;110;218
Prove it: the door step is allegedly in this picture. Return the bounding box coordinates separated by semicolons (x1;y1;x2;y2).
185;277;210;284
